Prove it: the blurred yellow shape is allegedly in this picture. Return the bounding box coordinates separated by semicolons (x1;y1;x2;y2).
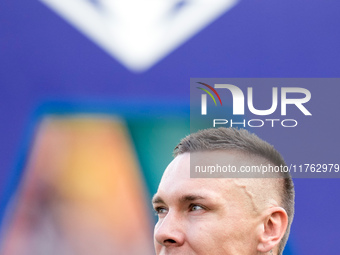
1;115;154;255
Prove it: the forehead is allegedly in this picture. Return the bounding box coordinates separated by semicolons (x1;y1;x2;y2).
161;150;259;182
156;151;259;206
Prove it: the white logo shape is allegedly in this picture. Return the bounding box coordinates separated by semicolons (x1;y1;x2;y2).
39;0;240;72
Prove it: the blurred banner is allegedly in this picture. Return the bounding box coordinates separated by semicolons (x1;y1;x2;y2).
37;0;240;72
2;116;154;255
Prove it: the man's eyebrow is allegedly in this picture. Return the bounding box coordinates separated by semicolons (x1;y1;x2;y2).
179;194;206;203
152;194;207;204
152;195;164;204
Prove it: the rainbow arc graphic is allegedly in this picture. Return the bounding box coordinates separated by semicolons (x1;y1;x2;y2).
196;82;222;115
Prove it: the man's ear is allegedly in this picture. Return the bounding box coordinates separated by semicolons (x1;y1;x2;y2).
257;207;288;253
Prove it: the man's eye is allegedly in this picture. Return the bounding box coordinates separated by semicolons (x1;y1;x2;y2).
154;207;168;215
190;204;204;211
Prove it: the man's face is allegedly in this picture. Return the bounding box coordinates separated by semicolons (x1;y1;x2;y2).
152;151;264;255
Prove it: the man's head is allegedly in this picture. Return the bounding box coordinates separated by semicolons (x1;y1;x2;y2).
152;128;294;255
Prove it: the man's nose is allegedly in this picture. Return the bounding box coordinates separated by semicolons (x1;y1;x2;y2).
154;211;185;247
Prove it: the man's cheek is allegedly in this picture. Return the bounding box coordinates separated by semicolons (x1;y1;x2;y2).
186;225;214;248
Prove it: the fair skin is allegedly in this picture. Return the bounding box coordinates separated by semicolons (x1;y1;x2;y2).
152;151;288;255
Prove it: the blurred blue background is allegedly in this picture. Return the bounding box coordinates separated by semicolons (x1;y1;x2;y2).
1;0;340;254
